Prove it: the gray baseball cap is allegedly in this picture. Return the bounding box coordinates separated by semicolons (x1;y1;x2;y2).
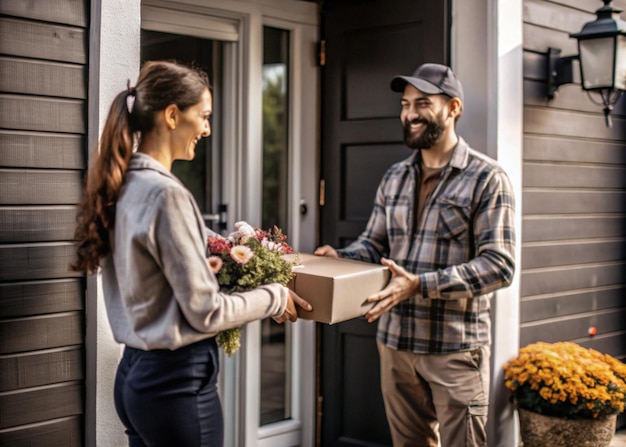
390;63;464;102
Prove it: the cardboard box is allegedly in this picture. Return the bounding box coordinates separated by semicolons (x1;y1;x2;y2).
283;253;391;324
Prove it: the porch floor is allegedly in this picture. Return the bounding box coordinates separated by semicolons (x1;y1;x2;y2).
611;429;626;446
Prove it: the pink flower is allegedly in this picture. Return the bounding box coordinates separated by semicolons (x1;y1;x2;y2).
230;245;253;264
208;256;223;273
208;236;231;254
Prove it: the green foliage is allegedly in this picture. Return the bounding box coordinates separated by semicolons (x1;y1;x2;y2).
207;222;294;356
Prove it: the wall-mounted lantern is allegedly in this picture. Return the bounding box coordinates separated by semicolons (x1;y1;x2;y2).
547;0;626;127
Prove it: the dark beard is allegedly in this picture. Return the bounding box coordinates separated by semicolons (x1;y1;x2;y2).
403;116;444;149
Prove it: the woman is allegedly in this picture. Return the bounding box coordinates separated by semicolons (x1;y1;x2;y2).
71;60;309;447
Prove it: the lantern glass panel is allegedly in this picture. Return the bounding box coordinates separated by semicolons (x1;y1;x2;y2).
579;36;616;89
615;34;626;90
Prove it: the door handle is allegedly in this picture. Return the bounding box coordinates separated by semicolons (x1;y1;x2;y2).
300;198;308;216
203;203;228;232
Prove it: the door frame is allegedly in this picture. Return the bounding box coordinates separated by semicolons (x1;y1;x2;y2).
140;2;319;446
88;0;318;446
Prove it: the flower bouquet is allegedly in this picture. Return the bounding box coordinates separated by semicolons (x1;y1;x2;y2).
207;221;295;355
503;341;626;419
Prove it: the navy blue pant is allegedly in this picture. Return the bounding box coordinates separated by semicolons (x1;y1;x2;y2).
114;337;223;447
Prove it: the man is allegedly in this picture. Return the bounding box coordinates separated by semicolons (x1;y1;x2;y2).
315;63;515;447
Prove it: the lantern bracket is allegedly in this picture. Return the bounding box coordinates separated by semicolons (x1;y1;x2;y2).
546;48;578;100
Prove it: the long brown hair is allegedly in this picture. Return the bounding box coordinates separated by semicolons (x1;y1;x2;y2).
71;60;210;273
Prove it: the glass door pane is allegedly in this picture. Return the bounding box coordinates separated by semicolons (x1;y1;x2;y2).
260;26;291;426
141;30;223;232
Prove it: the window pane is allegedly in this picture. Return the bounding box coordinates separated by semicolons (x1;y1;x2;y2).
261;27;290;232
260;26;291;427
140;31;212;209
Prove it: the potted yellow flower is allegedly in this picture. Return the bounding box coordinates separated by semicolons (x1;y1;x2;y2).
503;341;626;447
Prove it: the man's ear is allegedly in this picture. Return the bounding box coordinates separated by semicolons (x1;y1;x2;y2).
164;104;179;130
448;97;463;120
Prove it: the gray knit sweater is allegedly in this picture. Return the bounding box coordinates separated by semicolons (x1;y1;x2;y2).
102;152;287;350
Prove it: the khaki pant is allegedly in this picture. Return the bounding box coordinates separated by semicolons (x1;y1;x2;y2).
377;342;490;447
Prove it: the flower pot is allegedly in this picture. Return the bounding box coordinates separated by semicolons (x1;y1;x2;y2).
518;407;617;447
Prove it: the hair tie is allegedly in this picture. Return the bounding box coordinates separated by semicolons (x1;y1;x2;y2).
126;79;136;114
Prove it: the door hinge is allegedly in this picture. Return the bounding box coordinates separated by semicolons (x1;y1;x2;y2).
316;395;323;447
318;40;326;66
319;179;325;206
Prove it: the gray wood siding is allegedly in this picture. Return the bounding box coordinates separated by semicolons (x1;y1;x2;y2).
0;1;88;446
521;0;626;362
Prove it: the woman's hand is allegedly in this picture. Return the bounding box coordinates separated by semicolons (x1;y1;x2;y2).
273;289;312;323
364;258;421;323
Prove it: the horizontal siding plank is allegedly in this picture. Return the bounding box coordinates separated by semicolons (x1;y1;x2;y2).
517;335;626;363
522;239;626;269
522;215;626;242
0;313;83;354
0;57;86;99
0;170;83;205
523;189;626;214
524;22;578;55
0;243;82;282
0;206;78;243
0;347;83;392
524;50;546;82
524;50;581;84
0;416;82;447
524;79;605;113
0;382;82;429
524;0;593;34
520;309;626;346
0;18;86;64
524;135;626;164
577;333;626;359
0;95;85;133
525;106;626;140
521;262;624;297
0;279;83;319
520;286;625;323
0;131;85;170
523;162;626;188
548;0;625;13
0;0;87;27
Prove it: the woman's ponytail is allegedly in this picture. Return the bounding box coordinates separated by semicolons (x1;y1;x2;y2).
70;90;134;273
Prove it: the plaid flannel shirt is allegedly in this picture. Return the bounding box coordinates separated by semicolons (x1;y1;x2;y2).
337;138;516;354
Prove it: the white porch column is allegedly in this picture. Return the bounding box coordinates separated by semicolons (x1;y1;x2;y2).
452;1;523;446
86;1;141;446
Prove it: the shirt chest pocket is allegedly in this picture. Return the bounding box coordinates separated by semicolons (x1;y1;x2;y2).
436;198;471;241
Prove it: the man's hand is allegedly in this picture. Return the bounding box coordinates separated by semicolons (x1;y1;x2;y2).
273;289;313;323
313;245;339;258
364;258;421;323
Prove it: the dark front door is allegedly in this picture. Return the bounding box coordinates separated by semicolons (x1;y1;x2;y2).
319;1;450;445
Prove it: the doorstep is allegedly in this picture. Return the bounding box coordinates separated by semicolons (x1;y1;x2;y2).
612;429;626;447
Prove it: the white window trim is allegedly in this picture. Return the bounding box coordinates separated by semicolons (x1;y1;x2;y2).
452;1;523;446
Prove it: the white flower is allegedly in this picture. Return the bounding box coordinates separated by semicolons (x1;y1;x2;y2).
230;221;256;243
261;238;285;253
230;245;253;264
